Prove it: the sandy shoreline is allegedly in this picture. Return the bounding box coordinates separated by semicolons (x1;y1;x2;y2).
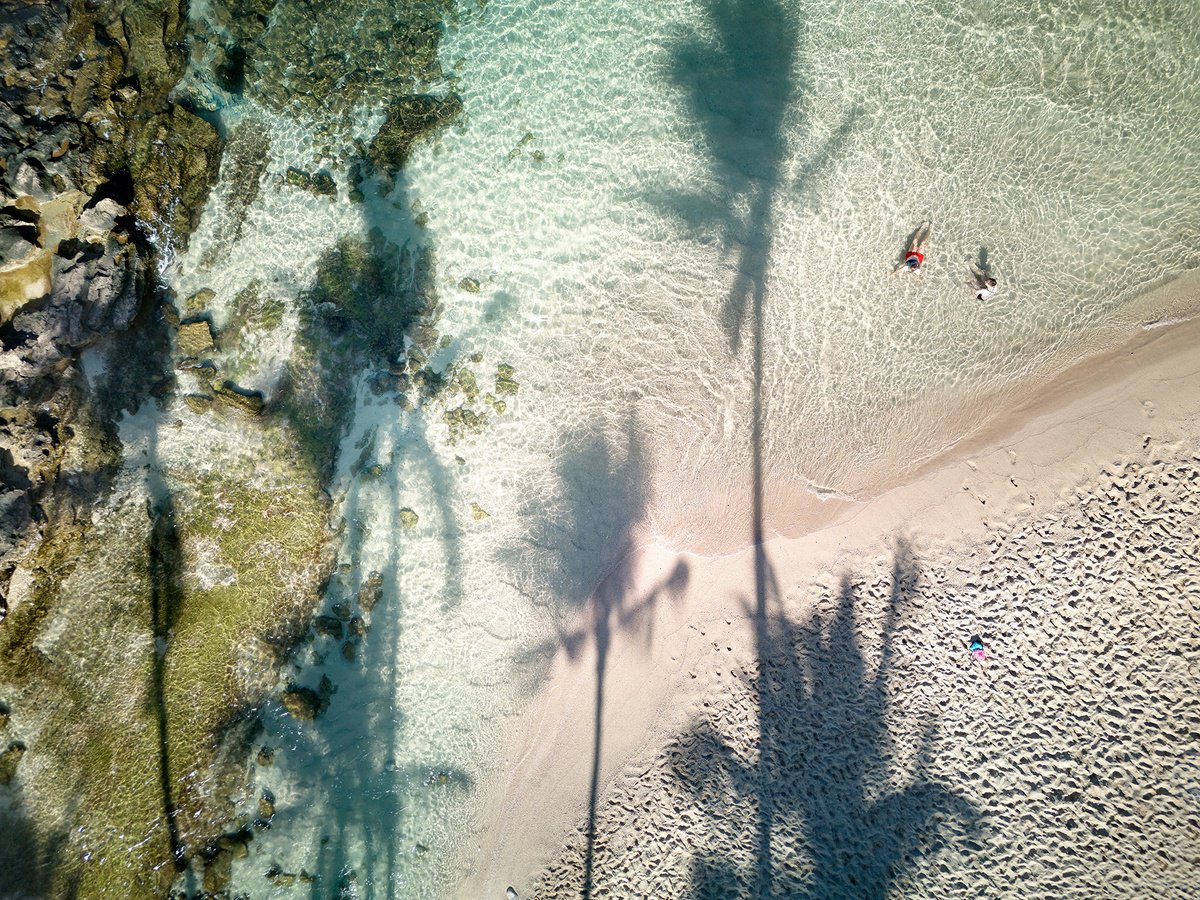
456;280;1200;898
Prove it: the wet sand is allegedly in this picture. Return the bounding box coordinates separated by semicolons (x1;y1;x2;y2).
456;294;1200;898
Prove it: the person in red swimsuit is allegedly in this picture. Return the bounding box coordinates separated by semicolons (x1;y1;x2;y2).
891;221;931;275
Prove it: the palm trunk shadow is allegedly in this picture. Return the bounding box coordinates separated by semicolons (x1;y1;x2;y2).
581;557;691;900
145;429;185;871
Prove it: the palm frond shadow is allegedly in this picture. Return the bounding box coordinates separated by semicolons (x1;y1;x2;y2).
667;540;980;898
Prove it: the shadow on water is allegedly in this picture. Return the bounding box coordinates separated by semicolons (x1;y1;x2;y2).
668;8;803;889
270;467;473;899
665;0;801;353
0;785;62;900
251;107;483;896
671;542;979;897
144;430;186;872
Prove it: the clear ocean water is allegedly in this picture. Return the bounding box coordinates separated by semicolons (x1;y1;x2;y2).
168;0;1200;895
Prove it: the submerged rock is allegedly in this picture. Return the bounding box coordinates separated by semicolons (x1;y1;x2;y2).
313;615;344;640
203;851;233;893
223;281;286;357
471;502;489;522
280;686;323;720
215;827;253;859
184;287;217;314
183;393;215;415
258;788;276;821
358;571;384;613
177;320;215;357
203;122;272;258
284;166;337;198
213;381;265;416
129;104;224;243
266;865;297;887
367;93;464;179
454;366;480;401
443;406;489;444
399;508;419;529
256;745;275;767
494;363;520;397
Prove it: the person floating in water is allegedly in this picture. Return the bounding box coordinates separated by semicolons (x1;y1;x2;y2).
967;259;998;300
892;221;931;275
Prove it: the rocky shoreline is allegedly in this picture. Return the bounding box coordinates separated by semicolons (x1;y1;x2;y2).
1;0;223;606
0;0;471;895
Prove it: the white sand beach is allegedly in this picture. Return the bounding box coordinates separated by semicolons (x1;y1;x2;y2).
457;284;1200;898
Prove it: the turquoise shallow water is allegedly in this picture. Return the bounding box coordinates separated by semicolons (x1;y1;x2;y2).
166;0;1200;895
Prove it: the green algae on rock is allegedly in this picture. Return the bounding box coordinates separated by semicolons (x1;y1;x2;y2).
177;320;215;357
0;455;330;898
235;0;455;123
183;393;215;414
281;686;324;720
0;2;470;898
129;105;225;244
213;380;266;417
495;363;520;396
184;287;217;315
198;123;273;266
0;741;26;786
284;166;337;198
358;571;384;613
214;280;287;385
443;405;489;445
367;93;465;180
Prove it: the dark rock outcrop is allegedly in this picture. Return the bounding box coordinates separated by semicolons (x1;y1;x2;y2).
0;0;225;599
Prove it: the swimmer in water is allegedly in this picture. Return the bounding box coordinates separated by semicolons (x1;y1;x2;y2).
967;259;998;300
892;221;931;275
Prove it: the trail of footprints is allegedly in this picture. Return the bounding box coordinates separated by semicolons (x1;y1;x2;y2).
531;445;1200;898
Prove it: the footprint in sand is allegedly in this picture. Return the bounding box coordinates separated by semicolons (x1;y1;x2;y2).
1142;399;1156;418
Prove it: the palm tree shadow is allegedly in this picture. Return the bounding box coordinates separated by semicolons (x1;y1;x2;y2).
663;0;801;354
0;780;64;899
670;540;979;898
255;472;474;900
507;415;691;900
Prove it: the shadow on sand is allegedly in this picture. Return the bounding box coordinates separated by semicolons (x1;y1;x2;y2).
671;541;979;897
515;419;692;900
